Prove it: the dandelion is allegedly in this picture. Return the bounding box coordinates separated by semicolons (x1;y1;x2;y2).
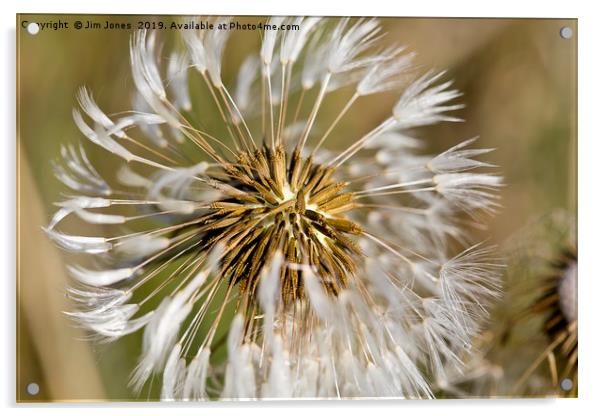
508;230;578;396
434;211;576;398
47;16;503;399
503;212;577;397
527;247;578;394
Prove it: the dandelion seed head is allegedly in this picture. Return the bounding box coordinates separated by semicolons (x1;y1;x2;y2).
531;247;578;379
47;16;503;399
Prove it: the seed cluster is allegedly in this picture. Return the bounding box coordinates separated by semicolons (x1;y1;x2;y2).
531;248;578;364
193;144;363;305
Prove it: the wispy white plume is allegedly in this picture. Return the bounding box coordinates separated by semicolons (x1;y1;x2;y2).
393;71;464;129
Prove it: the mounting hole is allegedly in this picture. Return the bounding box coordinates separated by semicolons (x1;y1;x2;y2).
560;26;573;39
26;22;40;35
26;382;39;396
560;378;573;391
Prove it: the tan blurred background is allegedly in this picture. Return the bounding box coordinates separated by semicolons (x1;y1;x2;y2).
16;15;576;401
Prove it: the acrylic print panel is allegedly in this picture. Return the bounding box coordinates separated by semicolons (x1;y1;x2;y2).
16;15;577;402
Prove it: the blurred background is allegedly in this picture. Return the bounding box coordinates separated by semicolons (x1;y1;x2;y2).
17;15;576;401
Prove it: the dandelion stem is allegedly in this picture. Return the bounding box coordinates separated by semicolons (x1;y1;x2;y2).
297;72;332;153
201;71;243;152
354;178;434;195
362;231;414;267
264;64;276;148
330;117;396;167
312;92;358;156
355;187;436;199
219;85;257;151
292;88;306;127
277;63;294;146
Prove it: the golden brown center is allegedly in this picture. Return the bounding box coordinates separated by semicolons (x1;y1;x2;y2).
193;144;363;306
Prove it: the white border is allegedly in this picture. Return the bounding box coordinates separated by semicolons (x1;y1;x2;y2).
3;1;601;415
